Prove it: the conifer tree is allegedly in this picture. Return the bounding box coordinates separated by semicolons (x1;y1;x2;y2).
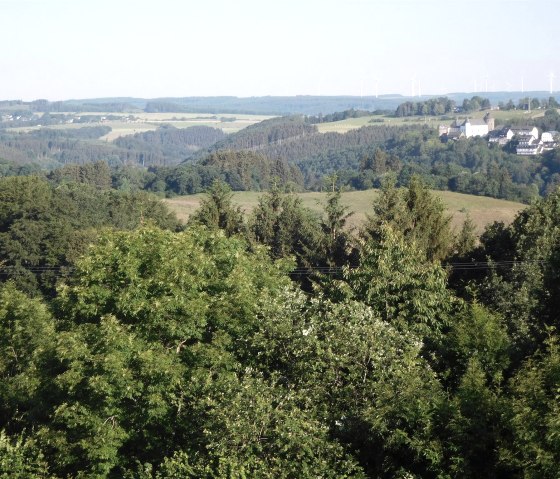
362;176;453;262
319;175;354;267
189;179;245;236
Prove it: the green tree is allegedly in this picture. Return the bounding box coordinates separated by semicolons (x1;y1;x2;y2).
454;213;477;257
441;358;508;478
188;180;245;236
41;226;297;476
0;283;57;427
346;226;455;343
476;189;560;356
0;177;180;296
318;176;354;268
503;335;560;478
249;187;321;264
249;291;446;477
362;176;454;262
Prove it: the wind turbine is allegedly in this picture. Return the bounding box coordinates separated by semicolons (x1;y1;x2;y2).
550;72;555;94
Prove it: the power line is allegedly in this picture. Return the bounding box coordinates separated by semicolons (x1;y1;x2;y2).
289;259;548;276
0;259;550;278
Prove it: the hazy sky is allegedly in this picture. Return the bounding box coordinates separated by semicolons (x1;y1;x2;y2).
1;0;559;100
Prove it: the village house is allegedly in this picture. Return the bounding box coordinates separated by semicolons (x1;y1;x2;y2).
541;131;558;150
516;134;543;155
488;127;514;145
511;126;539;139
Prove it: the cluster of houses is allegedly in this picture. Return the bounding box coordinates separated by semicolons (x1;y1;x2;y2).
439;115;558;155
488;126;558;155
0;113;35;122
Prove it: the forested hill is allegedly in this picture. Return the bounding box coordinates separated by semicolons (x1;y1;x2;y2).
200;116;318;152
114;125;226;164
183;115;560;200
0;125;225;168
197;115;414;161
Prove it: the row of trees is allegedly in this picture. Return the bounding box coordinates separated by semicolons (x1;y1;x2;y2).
395;97;457;117
305;108;373;124
499;95;560;111
394;96;491;117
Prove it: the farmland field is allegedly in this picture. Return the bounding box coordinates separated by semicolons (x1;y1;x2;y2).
6;112;275;141
165;189;525;234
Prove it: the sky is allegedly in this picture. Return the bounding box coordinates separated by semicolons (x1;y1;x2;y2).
1;0;559;101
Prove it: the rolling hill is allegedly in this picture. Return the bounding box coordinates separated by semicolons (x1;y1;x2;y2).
164;188;525;234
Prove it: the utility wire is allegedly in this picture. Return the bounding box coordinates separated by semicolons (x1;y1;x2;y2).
289;259;548;276
0;259;550;277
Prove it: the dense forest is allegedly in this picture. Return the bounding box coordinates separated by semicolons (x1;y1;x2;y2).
0;125;226;168
1;170;560;478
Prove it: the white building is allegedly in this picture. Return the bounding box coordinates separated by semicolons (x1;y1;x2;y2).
461;118;491;137
516;135;542;155
511;126;539;139
439;114;495;139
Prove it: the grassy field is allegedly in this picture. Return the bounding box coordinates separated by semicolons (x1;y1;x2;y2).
165;189;525;234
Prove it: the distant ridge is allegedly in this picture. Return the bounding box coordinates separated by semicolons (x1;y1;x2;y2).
1;92;558;116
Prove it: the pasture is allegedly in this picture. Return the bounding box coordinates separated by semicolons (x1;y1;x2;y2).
164;189;525;234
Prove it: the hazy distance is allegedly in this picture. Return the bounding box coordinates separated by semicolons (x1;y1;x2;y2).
1;0;558;101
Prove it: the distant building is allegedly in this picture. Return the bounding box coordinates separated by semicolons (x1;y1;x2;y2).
447;130;465;140
488;127;514;145
542;131;558;150
516;135;542;155
439;114;494;139
511;126;539;139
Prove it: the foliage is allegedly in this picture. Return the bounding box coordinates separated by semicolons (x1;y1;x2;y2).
345;226;455;344
1;161;560;478
503;335;560;478
317;177;354;267
306;108;373;124
188;180;245;236
0;176;180;296
474;188;560;355
395;97;456;117
249;187;321;265
362;176;454;262
0;430;53;479
249;291;446;477
0;283;57;427
114;125;226;165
